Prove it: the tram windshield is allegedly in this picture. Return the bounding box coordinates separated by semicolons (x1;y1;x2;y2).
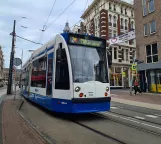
69;45;109;83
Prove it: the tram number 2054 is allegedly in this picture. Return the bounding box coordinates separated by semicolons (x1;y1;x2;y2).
88;92;93;96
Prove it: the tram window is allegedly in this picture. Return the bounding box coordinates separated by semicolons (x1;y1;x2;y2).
31;56;47;88
55;48;70;90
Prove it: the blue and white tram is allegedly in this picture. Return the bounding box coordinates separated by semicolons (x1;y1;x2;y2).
21;33;111;113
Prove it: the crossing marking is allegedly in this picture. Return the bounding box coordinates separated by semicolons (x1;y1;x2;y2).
134;116;145;120
145;115;158;118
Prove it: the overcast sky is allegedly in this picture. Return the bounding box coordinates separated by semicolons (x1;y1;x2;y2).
0;0;131;68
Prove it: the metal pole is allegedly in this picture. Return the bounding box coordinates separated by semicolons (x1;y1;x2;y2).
7;20;16;94
21;49;23;68
129;57;136;96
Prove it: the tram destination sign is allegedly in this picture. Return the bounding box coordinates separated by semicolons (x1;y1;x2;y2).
69;34;105;48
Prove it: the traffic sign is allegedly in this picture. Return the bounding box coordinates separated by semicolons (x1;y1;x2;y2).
13;58;22;66
132;64;137;71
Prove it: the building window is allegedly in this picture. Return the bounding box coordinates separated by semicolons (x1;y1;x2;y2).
131;21;134;30
109;3;112;10
146;43;158;63
125;8;127;15
113;30;117;37
142;0;147;16
131;10;134;17
113;16;117;27
108;29;112;39
121;49;124;60
150;20;156;34
109;14;112;26
125;19;128;30
114;47;117;59
144;23;148;36
98;16;100;28
121;18;124;29
126;49;129;61
114;4;116;11
149;0;155;13
121;7;123;14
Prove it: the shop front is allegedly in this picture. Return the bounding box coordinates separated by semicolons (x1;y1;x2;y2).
110;66;131;88
138;61;161;93
147;70;161;93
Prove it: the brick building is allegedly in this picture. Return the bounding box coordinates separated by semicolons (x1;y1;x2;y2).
134;0;161;93
3;68;22;83
0;46;4;80
80;0;136;88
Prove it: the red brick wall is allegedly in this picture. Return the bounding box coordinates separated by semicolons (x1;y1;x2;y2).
100;9;108;39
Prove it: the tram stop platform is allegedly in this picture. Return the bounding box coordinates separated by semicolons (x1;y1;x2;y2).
111;90;161;110
0;94;48;144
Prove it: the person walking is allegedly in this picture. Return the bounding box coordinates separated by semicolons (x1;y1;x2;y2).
134;78;142;95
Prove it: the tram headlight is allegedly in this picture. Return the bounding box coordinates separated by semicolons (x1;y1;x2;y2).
75;86;81;92
106;87;109;92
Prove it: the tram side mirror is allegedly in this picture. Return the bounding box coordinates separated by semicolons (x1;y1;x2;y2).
107;51;112;68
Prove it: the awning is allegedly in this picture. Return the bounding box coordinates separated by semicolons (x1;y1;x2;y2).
137;61;161;71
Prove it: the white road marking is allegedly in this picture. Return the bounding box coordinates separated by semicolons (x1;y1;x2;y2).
121;117;140;123
141;123;161;130
102;112;161;130
145;115;158;118
110;107;118;109
101;112;119;118
154;114;161;117
134;116;145;120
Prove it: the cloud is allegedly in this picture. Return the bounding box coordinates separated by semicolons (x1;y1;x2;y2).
1;0;130;68
1;0;93;68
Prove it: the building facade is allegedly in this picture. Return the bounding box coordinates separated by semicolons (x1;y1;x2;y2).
80;0;136;88
0;46;4;80
3;68;22;83
134;0;161;93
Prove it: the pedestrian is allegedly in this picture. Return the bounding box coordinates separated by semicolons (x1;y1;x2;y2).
134;78;142;95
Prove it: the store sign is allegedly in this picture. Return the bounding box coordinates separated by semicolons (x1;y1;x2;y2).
109;30;135;45
69;36;103;48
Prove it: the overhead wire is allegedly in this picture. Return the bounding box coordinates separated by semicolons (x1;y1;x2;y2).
38;0;57;43
45;0;77;30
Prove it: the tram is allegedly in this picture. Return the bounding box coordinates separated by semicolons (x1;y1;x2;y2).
21;33;111;113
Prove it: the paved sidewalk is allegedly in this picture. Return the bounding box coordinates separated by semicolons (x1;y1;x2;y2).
1;95;48;144
111;90;161;110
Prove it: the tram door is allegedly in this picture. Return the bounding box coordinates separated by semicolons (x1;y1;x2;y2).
53;41;71;101
46;53;54;96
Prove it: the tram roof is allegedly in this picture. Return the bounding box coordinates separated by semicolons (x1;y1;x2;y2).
23;36;56;68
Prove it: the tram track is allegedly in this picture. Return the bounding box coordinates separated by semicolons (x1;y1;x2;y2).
109;110;161;126
92;112;161;137
111;105;161;118
71;112;161;144
72;120;128;144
